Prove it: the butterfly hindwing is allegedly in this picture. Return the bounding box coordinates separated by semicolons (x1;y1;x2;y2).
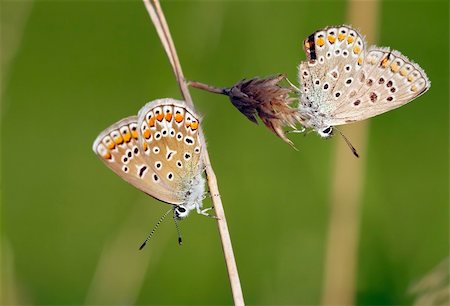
329;47;430;125
137;98;203;204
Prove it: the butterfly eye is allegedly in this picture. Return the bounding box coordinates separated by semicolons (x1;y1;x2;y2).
174;205;188;219
319;126;334;138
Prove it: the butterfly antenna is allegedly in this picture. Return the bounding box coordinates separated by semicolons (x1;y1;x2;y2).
335;127;360;158
139;208;172;250
173;215;183;245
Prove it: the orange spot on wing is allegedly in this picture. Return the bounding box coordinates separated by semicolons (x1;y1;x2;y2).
165;112;172;121
143;142;148;151
131;130;138;139
390;63;399;73
357;57;363;65
327;35;336;44
143;129;151;139
113;135;124;145
175;113;183;123
338;33;346;41
353;46;360;54
347;36;354;43
148;116;156;127
123;131;131;142
316;37;325;47
400;68;408;76
103;152;112;160
107;141;116;150
190;121;198;130
156;113;164;121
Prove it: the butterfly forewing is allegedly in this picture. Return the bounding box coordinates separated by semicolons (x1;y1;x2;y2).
137;99;203;204
300;26;367;113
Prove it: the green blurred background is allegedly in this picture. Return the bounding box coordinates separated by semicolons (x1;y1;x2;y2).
2;1;448;305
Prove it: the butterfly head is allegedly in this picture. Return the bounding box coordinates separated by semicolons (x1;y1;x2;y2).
317;126;334;138
174;205;189;220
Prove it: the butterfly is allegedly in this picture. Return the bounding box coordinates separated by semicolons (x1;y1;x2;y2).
296;25;430;155
92;98;214;248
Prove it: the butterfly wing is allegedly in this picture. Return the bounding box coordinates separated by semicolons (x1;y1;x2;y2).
299;25;367;117
299;25;430;126
137;98;204;203
329;47;430;125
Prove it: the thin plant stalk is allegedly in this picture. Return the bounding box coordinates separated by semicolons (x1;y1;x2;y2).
321;1;379;305
142;1;245;305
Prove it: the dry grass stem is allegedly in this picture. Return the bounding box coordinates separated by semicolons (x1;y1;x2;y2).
142;1;245;305
321;1;379;305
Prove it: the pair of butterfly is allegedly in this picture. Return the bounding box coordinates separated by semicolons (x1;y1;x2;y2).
93;25;430;248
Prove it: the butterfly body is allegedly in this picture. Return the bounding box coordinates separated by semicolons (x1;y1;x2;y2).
297;25;430;138
93;99;206;220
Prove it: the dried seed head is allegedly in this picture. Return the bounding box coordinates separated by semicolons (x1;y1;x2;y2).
225;74;299;146
189;75;300;147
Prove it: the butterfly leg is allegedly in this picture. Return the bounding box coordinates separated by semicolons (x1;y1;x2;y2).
288;126;306;134
197;206;219;219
